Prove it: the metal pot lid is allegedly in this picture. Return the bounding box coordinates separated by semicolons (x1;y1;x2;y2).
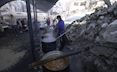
42;51;64;60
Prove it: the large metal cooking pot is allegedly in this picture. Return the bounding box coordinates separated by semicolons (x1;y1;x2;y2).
41;29;57;53
41;51;69;72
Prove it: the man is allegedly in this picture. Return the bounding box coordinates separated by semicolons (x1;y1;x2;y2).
56;15;65;35
56;15;67;50
46;17;51;26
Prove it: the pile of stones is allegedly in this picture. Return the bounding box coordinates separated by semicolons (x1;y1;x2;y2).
68;2;117;43
67;2;117;72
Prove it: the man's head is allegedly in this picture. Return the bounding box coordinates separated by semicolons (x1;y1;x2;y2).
57;15;62;21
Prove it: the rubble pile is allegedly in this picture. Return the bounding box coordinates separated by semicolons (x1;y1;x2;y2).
67;2;117;72
68;2;117;43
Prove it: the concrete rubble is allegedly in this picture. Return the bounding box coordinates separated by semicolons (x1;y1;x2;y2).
67;2;117;72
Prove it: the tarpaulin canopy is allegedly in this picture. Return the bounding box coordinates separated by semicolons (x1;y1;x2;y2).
0;0;58;12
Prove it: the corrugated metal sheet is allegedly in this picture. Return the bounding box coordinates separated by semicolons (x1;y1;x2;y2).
34;0;58;12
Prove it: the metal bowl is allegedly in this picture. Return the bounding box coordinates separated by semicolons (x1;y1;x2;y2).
41;51;69;71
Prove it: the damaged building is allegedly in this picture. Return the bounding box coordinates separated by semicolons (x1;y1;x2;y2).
0;0;117;72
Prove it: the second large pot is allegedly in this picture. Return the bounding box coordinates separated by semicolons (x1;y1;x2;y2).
41;51;69;72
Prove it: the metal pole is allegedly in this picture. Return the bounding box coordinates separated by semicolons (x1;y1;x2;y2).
25;0;36;61
32;0;43;57
32;0;36;21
